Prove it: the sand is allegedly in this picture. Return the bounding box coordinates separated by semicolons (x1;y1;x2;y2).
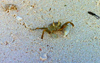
0;0;100;63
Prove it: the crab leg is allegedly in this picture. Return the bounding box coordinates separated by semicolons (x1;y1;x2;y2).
41;29;51;39
35;27;47;29
41;29;45;39
30;27;47;30
58;25;66;31
63;21;74;27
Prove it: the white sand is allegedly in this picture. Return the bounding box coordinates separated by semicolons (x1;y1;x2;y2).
0;0;100;63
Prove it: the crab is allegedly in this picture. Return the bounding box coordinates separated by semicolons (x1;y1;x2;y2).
33;21;74;39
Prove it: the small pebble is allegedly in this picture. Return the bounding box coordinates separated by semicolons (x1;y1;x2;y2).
39;48;42;51
16;16;22;21
30;6;33;9
40;53;47;61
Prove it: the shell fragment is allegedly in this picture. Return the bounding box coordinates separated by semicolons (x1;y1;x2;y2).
16;16;22;21
40;53;47;61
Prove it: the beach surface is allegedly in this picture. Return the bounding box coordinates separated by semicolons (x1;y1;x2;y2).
0;0;100;63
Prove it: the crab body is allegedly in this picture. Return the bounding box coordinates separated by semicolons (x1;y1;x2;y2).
48;22;61;32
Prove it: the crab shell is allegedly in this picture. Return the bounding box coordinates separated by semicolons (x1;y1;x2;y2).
48;22;61;32
63;23;73;37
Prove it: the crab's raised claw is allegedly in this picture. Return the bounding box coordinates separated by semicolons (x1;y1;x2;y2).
62;21;74;37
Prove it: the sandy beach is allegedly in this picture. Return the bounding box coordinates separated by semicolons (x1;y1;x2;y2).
0;0;100;63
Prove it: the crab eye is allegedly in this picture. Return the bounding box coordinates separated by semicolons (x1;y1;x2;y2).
52;21;55;27
57;21;61;26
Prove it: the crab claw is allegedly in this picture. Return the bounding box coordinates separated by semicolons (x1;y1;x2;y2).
63;22;74;37
63;31;69;37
